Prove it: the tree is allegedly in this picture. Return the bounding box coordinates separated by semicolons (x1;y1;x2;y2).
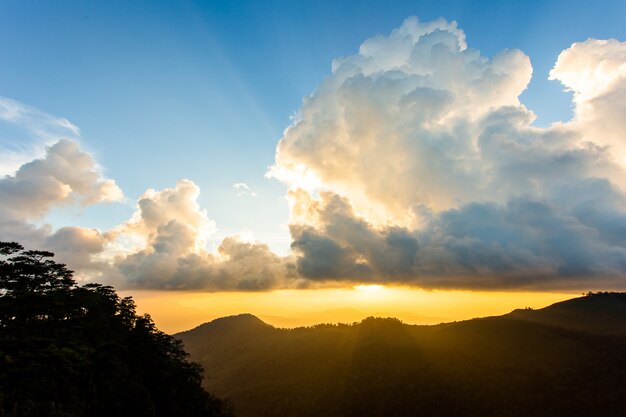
0;242;234;417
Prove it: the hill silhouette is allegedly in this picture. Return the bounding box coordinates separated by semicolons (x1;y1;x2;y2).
177;293;626;417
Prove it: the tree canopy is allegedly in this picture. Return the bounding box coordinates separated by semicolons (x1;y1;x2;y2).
0;241;234;417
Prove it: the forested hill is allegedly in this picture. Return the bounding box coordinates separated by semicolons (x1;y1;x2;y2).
177;293;626;417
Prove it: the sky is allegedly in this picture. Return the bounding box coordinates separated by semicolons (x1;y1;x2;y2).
2;0;626;331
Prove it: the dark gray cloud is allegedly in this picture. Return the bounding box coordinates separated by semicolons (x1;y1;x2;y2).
287;191;626;290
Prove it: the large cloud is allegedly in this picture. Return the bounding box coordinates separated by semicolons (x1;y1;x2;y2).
271;17;534;220
272;17;626;289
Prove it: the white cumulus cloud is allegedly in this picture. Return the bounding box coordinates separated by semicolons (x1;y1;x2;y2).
107;180;292;290
271;17;626;289
0;139;123;220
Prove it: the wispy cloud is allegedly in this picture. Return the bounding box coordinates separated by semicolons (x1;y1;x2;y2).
0;97;81;175
233;182;257;197
0;97;80;136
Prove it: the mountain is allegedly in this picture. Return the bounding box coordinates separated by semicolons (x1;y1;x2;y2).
176;293;626;417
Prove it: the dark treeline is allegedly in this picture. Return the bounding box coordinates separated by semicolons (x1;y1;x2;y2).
178;296;626;417
0;242;234;417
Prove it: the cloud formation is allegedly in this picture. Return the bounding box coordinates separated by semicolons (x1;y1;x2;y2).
271;17;626;289
104;180;291;290
288;189;626;290
0;154;292;290
0;139;123;220
271;17;534;219
550;38;626;161
4;18;626;291
0;138;121;274
233;182;257;197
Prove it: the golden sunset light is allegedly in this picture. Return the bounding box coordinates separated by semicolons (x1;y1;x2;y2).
125;287;575;333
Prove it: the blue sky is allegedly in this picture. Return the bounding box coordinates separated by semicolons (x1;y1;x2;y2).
2;0;626;258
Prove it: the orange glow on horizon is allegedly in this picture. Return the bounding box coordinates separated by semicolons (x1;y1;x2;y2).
120;287;578;334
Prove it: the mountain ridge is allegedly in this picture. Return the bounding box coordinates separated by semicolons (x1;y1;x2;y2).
508;291;626;334
176;292;626;336
176;293;626;417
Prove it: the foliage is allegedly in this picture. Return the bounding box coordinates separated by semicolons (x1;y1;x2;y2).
0;242;234;417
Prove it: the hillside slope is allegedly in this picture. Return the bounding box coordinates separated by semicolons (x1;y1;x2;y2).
508;292;626;334
176;293;626;417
